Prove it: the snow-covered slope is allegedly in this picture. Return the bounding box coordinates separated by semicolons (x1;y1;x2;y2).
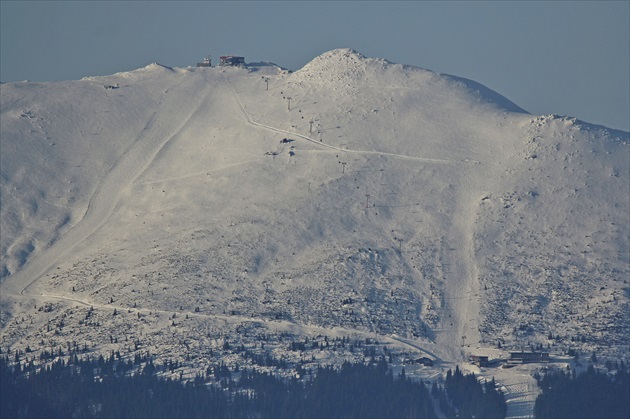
1;49;628;385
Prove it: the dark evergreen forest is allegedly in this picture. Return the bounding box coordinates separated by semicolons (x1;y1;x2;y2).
3;349;629;419
437;366;507;418
0;354;507;418
534;363;629;419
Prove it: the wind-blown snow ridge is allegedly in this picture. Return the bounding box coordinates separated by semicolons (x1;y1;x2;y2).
296;48;422;85
440;73;528;114
128;63;175;73
296;48;527;114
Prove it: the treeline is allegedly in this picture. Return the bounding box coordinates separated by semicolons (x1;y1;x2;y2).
0;354;506;418
534;364;629;418
432;365;507;419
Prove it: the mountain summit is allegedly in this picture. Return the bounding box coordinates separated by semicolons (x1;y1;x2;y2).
295;48;526;113
1;49;628;413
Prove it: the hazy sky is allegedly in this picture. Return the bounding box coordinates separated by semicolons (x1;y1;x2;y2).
1;1;628;131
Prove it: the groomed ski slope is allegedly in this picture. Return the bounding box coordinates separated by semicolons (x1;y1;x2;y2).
1;49;628;418
3;66;223;296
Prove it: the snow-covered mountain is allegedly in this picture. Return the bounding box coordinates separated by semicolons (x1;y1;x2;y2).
1;48;628;414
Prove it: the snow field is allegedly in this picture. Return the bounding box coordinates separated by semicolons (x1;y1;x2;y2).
1;49;628;418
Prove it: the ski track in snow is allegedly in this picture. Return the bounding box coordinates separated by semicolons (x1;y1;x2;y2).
2;82;214;297
134;159;260;186
440;185;483;362
500;374;539;419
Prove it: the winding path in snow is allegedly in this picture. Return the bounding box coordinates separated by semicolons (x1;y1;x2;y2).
1;82;214;297
14;289;443;365
232;91;478;165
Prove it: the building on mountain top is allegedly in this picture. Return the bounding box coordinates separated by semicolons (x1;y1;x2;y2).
220;56;246;67
197;55;212;67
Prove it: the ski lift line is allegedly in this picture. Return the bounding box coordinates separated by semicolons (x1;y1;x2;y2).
231;89;477;165
233;92;340;152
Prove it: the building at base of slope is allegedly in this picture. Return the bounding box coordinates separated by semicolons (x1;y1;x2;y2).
508;351;550;364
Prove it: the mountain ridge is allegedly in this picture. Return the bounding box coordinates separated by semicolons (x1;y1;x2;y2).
1;48;628;416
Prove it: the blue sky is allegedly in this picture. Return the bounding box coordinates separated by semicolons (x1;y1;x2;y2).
1;1;628;131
